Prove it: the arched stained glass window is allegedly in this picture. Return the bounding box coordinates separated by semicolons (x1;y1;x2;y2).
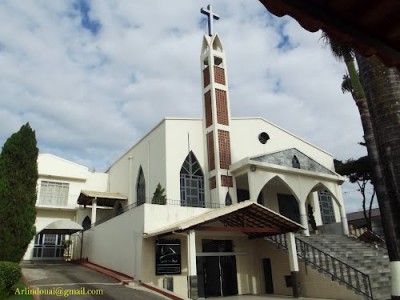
180;152;205;207
137;166;146;206
318;190;335;224
292;155;300;169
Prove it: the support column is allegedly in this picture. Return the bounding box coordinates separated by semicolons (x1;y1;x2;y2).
128;156;133;205
91;197;97;225
247;170;256;202
339;205;349;236
391;261;400;299
286;232;301;298
187;230;198;300
299;203;310;236
334;184;349;236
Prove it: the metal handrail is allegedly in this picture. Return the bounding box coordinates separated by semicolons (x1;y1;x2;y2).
83;197;226;230
268;234;373;300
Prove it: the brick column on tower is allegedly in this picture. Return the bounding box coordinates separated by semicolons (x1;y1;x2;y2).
201;34;236;207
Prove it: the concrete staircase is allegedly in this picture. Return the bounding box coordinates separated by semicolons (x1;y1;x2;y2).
297;234;391;300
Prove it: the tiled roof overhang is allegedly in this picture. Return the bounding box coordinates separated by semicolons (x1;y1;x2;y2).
144;200;304;240
77;190;127;207
259;0;400;67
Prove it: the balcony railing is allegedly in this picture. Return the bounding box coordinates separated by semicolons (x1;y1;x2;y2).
84;197;226;230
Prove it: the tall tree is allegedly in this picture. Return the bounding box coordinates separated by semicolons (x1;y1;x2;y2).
0;123;38;262
320;32;380;176
356;55;400;299
322;33;400;298
335;156;375;231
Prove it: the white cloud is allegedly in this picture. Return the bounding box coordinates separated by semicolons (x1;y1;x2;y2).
0;0;367;211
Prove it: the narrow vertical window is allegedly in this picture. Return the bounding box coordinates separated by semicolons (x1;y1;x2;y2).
292;155;300;169
180;152;205;207
82;216;91;230
225;192;232;206
137;166;146;206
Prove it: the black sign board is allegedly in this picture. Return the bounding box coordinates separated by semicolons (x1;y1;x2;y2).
155;239;181;275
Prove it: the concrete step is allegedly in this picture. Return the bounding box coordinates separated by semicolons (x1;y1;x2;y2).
296;234;391;300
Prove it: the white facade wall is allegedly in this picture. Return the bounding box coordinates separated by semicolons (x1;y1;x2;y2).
23;154;109;260
38;154;88;180
85;206;144;278
85;204;211;281
37;154;109;209
164;118;206;202
230;118;335;170
108;121;166;205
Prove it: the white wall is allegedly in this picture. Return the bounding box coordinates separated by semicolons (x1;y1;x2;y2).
85;172;109;192
143;203;211;233
84;203;211;282
230;118;335;170
24;154;109;260
165;118;206;202
85;206;145;278
38;154;88;180
37;154;109;209
108;121;167;205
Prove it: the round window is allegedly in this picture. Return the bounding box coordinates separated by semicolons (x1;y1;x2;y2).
258;132;270;144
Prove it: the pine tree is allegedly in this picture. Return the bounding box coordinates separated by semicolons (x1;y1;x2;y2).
152;183;166;205
0;123;38;262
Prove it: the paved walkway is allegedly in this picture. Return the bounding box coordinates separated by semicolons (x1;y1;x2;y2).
21;261;334;300
21;262;167;300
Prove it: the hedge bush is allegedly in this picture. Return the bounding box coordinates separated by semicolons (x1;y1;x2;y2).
0;278;7;299
0;261;21;290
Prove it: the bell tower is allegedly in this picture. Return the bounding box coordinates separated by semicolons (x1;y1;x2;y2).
200;5;234;207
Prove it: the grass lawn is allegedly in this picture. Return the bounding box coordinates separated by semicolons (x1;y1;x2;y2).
7;280;34;300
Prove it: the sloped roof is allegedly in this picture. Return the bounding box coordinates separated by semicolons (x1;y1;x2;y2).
259;0;400;67
77;190;127;207
251;148;335;175
347;207;381;222
144;200;304;239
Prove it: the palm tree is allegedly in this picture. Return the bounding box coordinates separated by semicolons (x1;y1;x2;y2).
321;32;387;228
320;33;378;166
322;32;400;298
356;55;400;273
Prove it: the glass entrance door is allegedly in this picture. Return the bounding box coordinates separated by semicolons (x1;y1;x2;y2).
197;240;238;298
33;233;65;260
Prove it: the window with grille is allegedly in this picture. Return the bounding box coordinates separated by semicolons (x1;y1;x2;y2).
318;190;336;224
39;181;69;206
180;152;205;208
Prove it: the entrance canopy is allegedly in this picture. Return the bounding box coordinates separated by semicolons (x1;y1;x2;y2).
77;190;127;208
40;220;83;235
144;200;304;239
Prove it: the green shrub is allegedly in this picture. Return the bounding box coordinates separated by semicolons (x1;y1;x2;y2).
152;183;166;205
0;261;21;290
0;278;7;299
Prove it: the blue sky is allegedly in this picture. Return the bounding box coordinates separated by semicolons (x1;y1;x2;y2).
0;0;374;212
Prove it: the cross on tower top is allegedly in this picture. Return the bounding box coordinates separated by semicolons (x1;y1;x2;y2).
200;4;220;37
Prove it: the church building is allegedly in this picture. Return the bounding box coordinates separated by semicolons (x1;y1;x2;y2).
24;5;357;300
